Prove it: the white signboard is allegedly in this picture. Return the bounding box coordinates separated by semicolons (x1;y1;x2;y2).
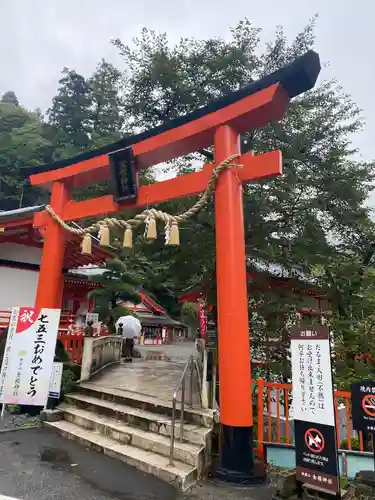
291;325;340;493
85;312;100;335
291;326;335;425
0;307;61;406
85;313;99;326
48;362;63;399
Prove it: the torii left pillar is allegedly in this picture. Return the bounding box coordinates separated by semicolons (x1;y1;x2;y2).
35;181;70;309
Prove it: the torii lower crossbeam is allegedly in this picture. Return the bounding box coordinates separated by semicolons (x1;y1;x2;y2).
33;150;281;226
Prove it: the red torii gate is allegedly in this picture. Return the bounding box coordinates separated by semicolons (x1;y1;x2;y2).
27;50;320;483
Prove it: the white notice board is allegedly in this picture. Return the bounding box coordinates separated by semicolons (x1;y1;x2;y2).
48;362;63;399
0;307;60;406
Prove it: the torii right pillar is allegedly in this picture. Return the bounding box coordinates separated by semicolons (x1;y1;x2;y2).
214;124;257;481
213;63;321;480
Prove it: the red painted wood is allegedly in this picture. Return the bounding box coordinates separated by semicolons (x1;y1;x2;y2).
32;150;282;224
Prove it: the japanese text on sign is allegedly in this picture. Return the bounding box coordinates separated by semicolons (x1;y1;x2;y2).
300;471;333;486
0;307;60;406
49;363;63;399
291;330;334;425
27;313;49;398
292;327;339;494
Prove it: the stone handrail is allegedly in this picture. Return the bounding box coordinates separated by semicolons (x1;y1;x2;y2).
80;335;122;381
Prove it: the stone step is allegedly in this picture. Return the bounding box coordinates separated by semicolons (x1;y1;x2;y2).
61;405;205;470
78;382;213;428
46;420;196;491
65;392;211;446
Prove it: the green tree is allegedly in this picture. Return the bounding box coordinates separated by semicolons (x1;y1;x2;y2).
73;60;127;201
112;19;375;383
317;252;375;388
88;59;125;146
180;302;199;331
48;68;92;158
120;251;182;317
89;258;141;333
0;95;53;210
2;91;19;106
48;62;125;159
48;61;129;201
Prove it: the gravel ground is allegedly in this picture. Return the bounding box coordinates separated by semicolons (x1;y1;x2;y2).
0;427;276;500
185;482;276;500
0;427;181;500
0;410;39;431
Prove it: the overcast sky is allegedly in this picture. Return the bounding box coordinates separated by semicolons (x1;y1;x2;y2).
0;0;373;163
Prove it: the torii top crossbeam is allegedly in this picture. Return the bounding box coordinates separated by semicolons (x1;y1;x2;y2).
25;50;320;483
28;51;320;223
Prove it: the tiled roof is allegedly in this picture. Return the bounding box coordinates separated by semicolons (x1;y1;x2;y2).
0;204;45;221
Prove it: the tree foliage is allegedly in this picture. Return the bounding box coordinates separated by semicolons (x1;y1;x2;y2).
48;68;92;158
1;19;375;385
112;19;375;385
89;258;141;332
2;91;19;107
0;92;53;210
88;59;125;147
48;60;125;159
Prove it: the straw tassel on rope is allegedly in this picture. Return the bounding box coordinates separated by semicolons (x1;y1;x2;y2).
81;233;92;255
168;220;180;246
146;217;157;241
44;153;241;254
123;226;133;248
99;226;110;247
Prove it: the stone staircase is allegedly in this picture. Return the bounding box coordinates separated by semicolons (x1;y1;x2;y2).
45;381;213;490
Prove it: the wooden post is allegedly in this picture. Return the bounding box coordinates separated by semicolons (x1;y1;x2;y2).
35;181;70;309
257;378;265;459
214;125;255;481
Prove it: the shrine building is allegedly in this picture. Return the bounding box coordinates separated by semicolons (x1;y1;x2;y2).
180;259;331;370
0;204;188;342
0;204;109;322
121;289;189;344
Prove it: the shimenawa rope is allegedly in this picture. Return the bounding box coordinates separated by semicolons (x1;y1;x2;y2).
44;154;242;254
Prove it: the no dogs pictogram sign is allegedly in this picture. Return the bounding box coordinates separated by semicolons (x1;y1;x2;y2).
305;428;325;454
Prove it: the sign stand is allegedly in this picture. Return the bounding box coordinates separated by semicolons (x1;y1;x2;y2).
206;311;218;409
0;307;61;410
351;379;375;475
291;325;341;498
48;362;63;401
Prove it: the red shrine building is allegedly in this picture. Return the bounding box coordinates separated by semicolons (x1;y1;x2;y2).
0;205;188;342
0;205;109;328
121;290;188;344
180;259;331;371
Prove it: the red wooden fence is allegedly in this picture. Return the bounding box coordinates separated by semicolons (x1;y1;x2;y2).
256;379;371;457
0;310;109;365
58;328;110;364
58;333;85;364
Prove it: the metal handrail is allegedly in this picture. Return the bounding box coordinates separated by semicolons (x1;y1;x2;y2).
168;355;203;466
